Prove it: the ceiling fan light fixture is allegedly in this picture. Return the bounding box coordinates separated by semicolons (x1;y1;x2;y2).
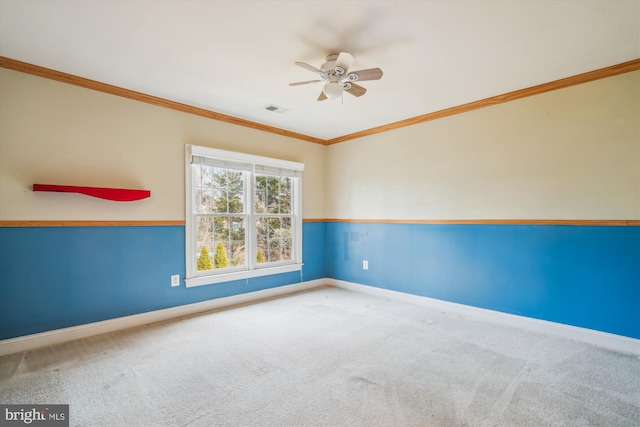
323;81;343;99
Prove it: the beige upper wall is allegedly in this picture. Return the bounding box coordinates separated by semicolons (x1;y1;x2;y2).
2;67;638;222
326;71;640;220
0;68;326;220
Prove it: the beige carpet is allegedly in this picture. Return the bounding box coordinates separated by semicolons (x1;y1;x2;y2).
1;286;639;426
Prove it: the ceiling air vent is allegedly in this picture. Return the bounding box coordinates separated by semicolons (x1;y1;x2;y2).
264;104;289;114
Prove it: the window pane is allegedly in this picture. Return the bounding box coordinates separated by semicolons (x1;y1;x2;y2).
212;242;230;269
256;217;267;242
230;217;245;242
206;168;244;214
255;175;267;214
228;172;244;213
196;216;213;245
194;164;246;215
212;187;225;213
269;239;281;263
204;216;247;270
280;217;292;239
194;165;202;186
255;175;293;214
201;166;214;187
196;244;213;271
196;187;212;214
256;241;267;263
268;217;280;239
281;238;292;261
213;217;227;241
279;177;292;214
230;242;245;267
255;216;293;264
266;176;279;214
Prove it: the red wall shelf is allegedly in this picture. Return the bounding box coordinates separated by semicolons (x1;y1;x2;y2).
33;184;150;202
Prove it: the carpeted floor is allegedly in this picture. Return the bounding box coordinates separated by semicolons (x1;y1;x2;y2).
1;286;639;426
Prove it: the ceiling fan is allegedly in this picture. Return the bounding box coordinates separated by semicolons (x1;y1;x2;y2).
289;52;383;101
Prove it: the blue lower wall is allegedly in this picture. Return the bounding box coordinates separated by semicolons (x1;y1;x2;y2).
327;222;640;339
2;221;638;341
0;222;326;340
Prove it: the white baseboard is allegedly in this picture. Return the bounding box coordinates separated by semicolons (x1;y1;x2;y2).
0;279;326;356
3;278;638;356
327;279;640;355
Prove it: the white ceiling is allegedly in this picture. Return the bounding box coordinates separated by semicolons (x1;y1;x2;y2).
1;0;638;141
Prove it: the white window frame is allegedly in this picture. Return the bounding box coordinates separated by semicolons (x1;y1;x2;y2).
185;144;303;288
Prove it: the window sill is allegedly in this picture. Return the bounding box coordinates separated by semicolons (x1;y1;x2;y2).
185;263;303;288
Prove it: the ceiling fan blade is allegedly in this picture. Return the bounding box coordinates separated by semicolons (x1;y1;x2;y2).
317;91;328;101
289;80;322;86
345;83;367;97
335;52;355;73
348;68;383;81
295;61;323;74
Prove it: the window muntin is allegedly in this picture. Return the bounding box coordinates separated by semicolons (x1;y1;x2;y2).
185;145;303;287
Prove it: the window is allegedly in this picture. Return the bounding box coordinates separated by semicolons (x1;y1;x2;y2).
185;144;303;287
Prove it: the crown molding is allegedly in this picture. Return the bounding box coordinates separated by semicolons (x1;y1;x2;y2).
0;56;326;145
2;56;638;146
326;58;640;144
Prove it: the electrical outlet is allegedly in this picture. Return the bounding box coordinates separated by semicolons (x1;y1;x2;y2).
171;275;180;287
363;260;368;270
